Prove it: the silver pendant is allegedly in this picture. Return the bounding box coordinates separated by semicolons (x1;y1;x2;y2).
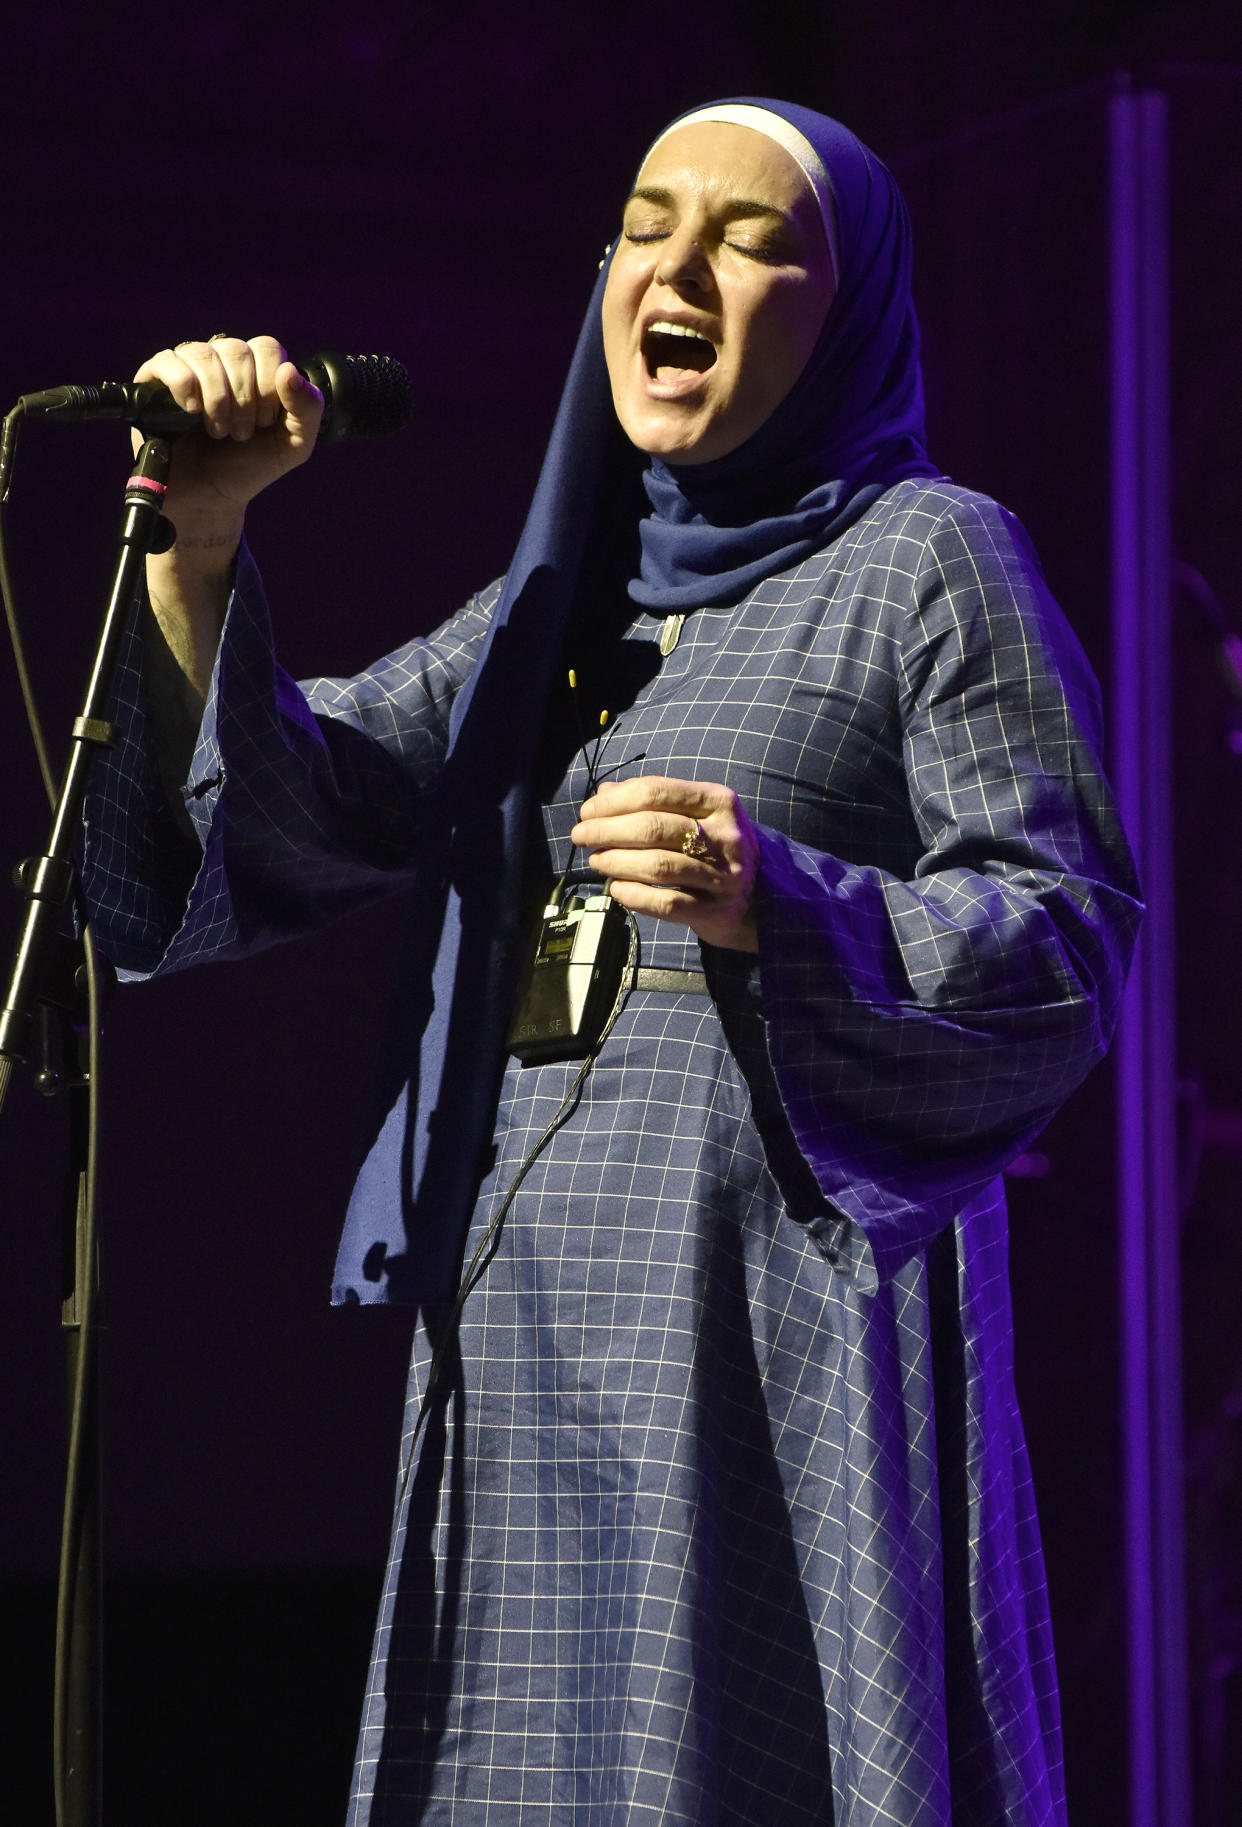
658;613;686;657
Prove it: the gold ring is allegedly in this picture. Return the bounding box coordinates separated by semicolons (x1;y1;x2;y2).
173;335;233;350
681;820;717;863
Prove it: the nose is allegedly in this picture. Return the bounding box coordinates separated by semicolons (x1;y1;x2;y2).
655;226;712;293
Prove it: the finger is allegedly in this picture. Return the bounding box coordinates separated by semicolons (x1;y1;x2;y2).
578;774;731;820
583;844;727;896
153;339;235;438
273;360;324;454
605;872;758;952
570;807;699;854
205;336;260;441
572;809;733;880
605;877;704;922
133;346;207;416
250;335;292;430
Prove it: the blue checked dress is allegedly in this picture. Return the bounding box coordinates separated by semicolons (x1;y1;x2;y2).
84;478;1141;1825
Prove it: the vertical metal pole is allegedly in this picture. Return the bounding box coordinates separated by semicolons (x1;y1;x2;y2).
1109;84;1192;1827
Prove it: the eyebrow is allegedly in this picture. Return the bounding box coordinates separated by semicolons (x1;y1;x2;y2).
624;185;793;226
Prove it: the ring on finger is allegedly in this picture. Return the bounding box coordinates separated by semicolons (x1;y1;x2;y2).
681;819;721;866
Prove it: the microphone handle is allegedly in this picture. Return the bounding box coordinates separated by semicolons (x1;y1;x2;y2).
20;379;191;436
17;353;413;443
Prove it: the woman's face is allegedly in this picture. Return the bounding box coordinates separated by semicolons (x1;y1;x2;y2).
601;120;835;466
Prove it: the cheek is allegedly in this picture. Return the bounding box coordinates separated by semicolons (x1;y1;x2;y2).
740;289;825;403
601;271;640;393
600;277;620;357
601;255;648;338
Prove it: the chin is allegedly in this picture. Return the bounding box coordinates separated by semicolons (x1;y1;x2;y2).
620;407;735;467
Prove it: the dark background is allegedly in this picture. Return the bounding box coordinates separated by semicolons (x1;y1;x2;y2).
2;4;1240;1822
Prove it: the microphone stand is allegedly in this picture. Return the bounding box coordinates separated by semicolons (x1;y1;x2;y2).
0;437;174;1827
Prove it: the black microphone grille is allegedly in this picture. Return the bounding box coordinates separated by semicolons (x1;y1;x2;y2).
305;351;414;442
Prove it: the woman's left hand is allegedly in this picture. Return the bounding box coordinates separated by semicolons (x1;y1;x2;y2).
571;775;760;952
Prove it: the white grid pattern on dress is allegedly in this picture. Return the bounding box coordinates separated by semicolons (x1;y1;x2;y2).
82;478;1140;1824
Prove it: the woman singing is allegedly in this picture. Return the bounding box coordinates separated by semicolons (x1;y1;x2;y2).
86;99;1140;1826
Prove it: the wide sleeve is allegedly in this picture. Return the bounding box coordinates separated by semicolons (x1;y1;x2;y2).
80;545;498;978
747;493;1142;1288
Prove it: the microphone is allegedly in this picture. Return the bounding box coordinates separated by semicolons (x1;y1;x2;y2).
15;351;413;444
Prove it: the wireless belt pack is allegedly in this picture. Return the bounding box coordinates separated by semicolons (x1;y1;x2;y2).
507;885;630;1065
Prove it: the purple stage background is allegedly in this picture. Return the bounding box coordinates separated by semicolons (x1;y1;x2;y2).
2;5;1240;1823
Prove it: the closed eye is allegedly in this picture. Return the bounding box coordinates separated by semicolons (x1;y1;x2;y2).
725;240;783;263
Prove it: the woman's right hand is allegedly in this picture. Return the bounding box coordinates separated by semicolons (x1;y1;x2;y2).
134;333;324;539
136;335;323;716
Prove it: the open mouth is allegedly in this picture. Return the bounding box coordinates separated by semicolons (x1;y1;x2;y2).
642;320;717;380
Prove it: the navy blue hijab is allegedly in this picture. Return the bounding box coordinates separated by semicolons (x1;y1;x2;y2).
630;100;938;609
333;100;937;1306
